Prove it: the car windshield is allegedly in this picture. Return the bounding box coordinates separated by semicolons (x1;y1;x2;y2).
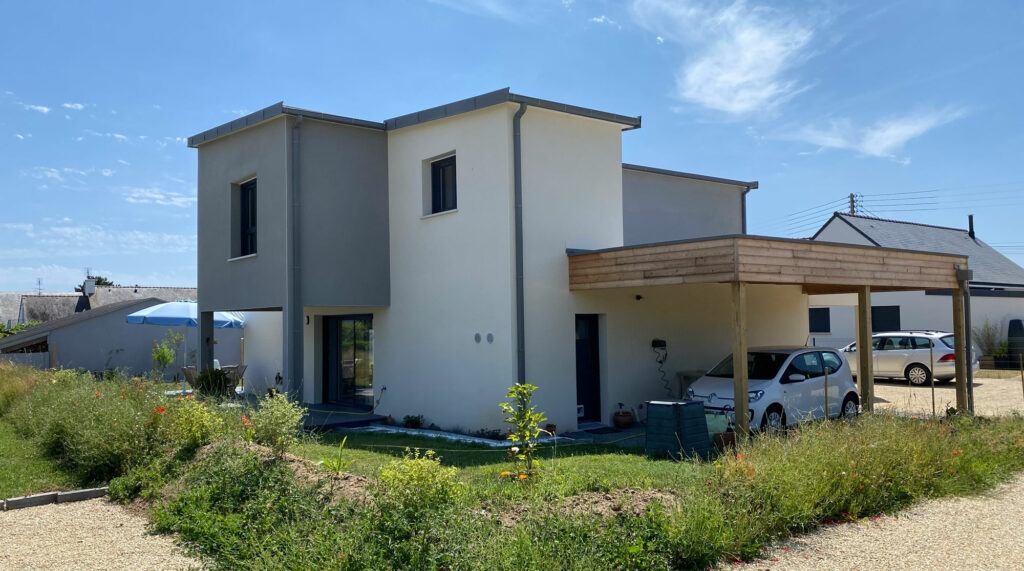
706;352;790;381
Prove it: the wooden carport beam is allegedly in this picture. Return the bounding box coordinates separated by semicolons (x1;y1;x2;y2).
732;282;750;436
952;286;969;411
856;286;874;412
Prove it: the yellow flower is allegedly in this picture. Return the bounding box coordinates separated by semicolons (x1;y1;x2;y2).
517;473;528;480
500;471;511;478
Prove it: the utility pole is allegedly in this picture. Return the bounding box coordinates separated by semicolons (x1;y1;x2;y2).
35;277;42;295
849;193;857;215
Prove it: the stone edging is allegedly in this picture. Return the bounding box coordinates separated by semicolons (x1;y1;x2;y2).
1;487;108;511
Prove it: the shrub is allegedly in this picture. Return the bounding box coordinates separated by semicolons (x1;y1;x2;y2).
368;449;462;564
167;398;224;451
191;368;234;398
6;371;168;482
500;383;547;477
402;414;424;429
250;393;305;455
973;319;1005;357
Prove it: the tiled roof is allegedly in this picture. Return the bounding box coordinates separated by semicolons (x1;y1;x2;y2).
0;298;164;350
0;293;27;327
817;213;1024;286
19;294;87;323
87;286;196;308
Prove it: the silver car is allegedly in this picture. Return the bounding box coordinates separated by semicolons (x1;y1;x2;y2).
840;331;979;385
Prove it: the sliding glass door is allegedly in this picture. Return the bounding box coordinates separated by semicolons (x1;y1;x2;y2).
323;315;373;410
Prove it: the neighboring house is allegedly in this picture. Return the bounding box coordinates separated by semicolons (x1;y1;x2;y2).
5;279;197;327
808;213;1024;348
0;297;241;376
190;88;971;432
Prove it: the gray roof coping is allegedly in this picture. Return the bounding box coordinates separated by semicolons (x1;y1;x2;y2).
188;88;642;148
622;163;758;190
813;213;1024;287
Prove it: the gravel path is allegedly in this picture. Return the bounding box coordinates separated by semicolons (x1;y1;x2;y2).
737;474;1024;570
0;499;201;570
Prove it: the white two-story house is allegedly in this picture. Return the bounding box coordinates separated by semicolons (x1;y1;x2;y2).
189;89;972;432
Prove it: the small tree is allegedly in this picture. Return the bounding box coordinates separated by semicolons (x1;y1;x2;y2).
499;383;547;478
151;330;184;380
973;319;1005;357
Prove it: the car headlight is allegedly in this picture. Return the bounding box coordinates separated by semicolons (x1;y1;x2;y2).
748;390;765;402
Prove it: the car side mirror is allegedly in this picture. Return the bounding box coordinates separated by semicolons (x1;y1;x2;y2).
787;373;807;383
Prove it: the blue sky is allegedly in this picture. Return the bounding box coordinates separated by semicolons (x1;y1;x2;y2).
3;0;1023;292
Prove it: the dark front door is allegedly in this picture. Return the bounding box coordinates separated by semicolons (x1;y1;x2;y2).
575;314;601;423
323;315;373;410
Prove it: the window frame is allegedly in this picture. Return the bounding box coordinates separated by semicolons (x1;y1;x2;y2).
783;351;825;382
429;154;457;215
237;178;257;258
819;350;843;375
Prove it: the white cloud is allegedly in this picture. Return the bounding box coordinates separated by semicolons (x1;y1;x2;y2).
23;104;51;114
590;15;619;27
791;107;967;163
123;188;197;208
100;169;115;177
117;159;130;166
631;0;817;116
14;133;31;140
655;35;664;44
111;133;128;142
62;102;85;110
429;0;522;20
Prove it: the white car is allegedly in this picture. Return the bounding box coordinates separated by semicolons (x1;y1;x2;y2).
688;346;859;431
840;331;980;385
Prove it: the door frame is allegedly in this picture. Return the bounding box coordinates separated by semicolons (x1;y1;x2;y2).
322;313;374;410
575;314;602;424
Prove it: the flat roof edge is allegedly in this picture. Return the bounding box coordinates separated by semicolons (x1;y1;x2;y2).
187;103;386;148
623;163;758;189
566;234;970;260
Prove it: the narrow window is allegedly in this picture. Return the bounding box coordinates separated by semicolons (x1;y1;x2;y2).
430;155;457;214
239;179;257;256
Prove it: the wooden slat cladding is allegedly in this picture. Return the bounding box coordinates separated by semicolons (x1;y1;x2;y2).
568;236;967;292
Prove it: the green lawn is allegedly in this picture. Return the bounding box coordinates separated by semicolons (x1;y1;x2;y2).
295;431;709;504
0;420;72;499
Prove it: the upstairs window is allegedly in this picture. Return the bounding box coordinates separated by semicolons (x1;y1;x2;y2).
430;155;457;214
808;307;831;333
237;179;257;257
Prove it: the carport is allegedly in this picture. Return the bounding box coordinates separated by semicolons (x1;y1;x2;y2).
568;235;971;435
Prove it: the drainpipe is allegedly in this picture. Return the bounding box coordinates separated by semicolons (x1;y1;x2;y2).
513;103;528;383
284;116;303;399
741;189;750;234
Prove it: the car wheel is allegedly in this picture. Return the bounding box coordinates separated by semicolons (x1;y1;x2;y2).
840;393;859;419
760;405;786;433
905;364;930;386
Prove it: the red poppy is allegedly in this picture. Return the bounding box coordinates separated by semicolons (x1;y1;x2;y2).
241;414;253;428
154;406;167;414
952;449;961;457
94;390;102;398
736;453;746;460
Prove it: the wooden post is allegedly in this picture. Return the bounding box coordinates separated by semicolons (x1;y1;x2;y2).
856;286;874;412
48;341;57;369
1019;354;1024;409
930;340;937;418
823;363;829;419
732;282;750;436
952;287;969;412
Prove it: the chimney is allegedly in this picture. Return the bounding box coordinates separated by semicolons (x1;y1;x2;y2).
968;214;976;239
82;278;96;296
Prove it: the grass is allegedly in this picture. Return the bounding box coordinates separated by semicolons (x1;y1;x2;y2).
0;420;72;498
5;364;1024;569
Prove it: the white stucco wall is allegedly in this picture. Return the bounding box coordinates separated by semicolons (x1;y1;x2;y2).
363;104;518;430
242;310;283;397
519;107;626;432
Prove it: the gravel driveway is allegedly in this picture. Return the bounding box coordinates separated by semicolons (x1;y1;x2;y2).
0;499;201;570
736;474;1024;570
874;374;1024;417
